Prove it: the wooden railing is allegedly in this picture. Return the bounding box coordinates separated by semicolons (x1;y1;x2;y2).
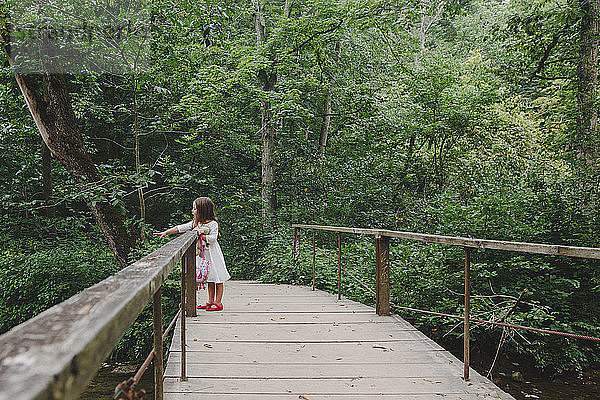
292;224;600;381
0;231;198;400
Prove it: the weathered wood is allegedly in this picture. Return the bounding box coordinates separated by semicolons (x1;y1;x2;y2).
180;250;187;381
156;394;509;400
164;376;505;395
165;363;462;379
294;227;300;264
184;241;197;317
292;224;600;259
212;303;371;313
187;312;411;325
463;248;471;381
166;342;447;364
153;288;164;400
375;235;390;316
0;231;197;400
337;232;342;300
312;230;316;290
171;324;425;345
164;281;514;400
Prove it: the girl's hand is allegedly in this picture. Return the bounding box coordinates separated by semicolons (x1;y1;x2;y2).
154;231;168;239
194;226;210;235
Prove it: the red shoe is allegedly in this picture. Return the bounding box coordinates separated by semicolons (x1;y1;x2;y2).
206;303;223;311
197;302;213;310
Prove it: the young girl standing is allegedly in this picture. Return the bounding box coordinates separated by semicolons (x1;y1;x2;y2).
155;197;230;311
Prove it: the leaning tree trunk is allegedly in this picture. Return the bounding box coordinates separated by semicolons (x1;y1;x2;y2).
2;29;133;268
577;0;600;169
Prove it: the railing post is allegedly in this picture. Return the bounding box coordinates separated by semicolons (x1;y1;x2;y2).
375;235;390;316
180;250;187;381
152;288;164;400
184;238;197;317
294;227;300;265
337;232;342;300
312;230;316;291
464;247;472;381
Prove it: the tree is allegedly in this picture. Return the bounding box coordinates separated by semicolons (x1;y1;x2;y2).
1;25;134;268
576;0;599;168
253;0;278;223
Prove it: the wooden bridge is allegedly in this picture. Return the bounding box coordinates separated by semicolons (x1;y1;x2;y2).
163;280;513;399
2;224;600;400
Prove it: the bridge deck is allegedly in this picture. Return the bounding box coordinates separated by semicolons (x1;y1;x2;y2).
164;281;514;399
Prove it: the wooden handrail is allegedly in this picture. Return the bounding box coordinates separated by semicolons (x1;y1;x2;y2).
0;231;197;400
292;224;600;260
294;223;600;382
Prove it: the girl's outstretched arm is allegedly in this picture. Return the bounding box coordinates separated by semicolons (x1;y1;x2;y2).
155;221;193;238
153;226;178;238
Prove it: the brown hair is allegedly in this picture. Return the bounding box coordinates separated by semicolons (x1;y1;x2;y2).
192;197;217;227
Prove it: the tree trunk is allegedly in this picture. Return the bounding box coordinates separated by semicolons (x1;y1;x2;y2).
319;41;341;156
577;0;600;168
41;138;54;217
3;29;133;268
132;76;146;241
415;2;446;67
261;98;276;221
254;0;277;223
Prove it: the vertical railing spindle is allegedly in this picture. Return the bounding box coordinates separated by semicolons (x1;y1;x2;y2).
180;251;187;381
152;288;164;400
294;227;300;266
312;230;316;291
337;232;342;300
463;247;472;381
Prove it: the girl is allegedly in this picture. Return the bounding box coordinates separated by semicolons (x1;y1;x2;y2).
154;197;230;311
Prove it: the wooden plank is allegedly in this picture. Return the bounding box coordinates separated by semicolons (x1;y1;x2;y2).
171;323;427;344
163;376;506;396
163;281;514;400
165;342;448;364
292;223;600;260
161;394;510;400
214;304;373;312
188;314;413;325
164;362;459;378
0;231;197;400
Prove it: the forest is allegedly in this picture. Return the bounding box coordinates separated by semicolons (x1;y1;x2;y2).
1;0;599;390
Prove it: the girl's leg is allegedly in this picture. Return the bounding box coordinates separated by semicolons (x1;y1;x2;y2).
207;282;216;304
215;283;224;304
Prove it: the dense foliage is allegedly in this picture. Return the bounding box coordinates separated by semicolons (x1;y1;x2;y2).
1;0;599;376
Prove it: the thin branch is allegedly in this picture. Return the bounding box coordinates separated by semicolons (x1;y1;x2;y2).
287;19;344;55
89;136;134;150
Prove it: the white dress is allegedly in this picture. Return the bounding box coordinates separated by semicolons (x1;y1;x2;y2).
176;220;231;283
